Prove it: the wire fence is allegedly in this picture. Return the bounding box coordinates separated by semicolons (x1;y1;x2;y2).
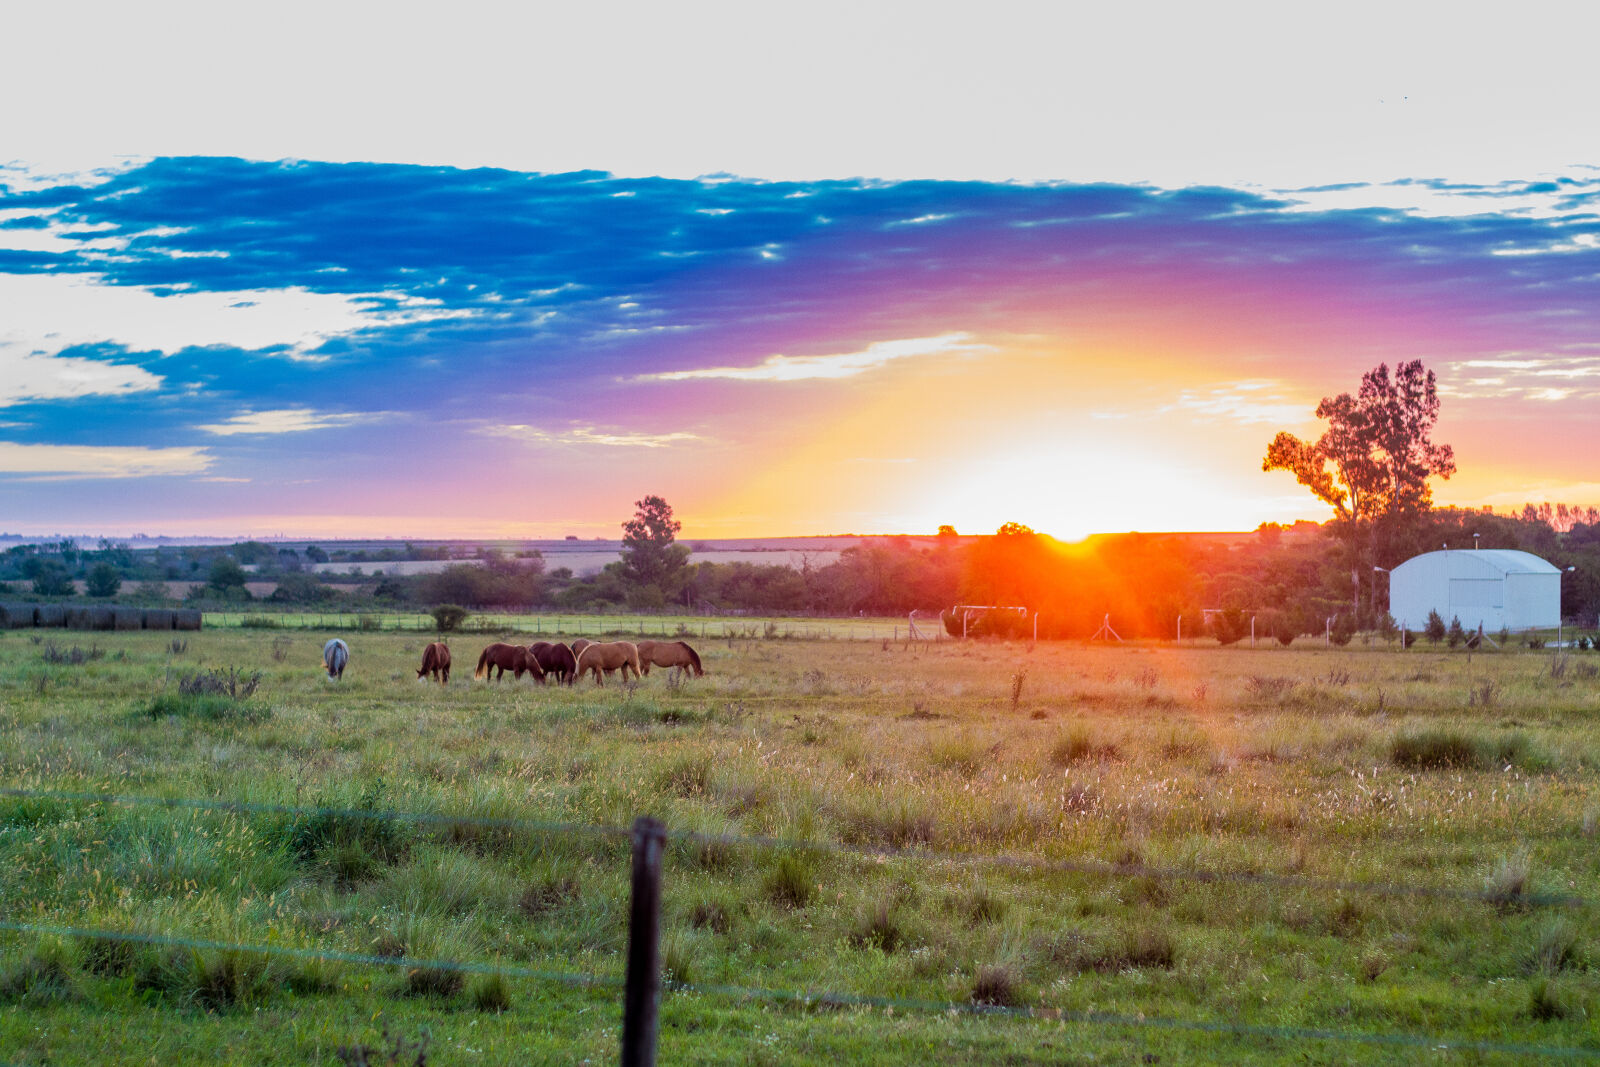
2;785;1596;1061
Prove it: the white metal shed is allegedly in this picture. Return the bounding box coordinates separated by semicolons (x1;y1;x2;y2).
1388;549;1560;632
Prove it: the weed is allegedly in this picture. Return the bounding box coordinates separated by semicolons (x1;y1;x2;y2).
1468;680;1499;707
518;876;580;917
190;949;267;1010
1009;669;1027;711
1244;676;1296;703
970;963;1022;1007
1050;724;1116;765
690;895;735;934
763;853;816;908
848;900;908;953
1358;950;1390;982
271;635;292;662
80;934;138;977
655;753;713;798
334;1030;428;1062
1390;728;1483;770
660;932;698;984
1484;853;1532;912
956;881;1007;925
402;965;464;998
0;949;76;1004
178;666;262;699
1526;920;1580;975
168;638;188;654
1527;978;1567;1021
928;732;987;777
471;973;511;1012
40;641;103;665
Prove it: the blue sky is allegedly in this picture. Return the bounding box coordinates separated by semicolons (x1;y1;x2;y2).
2;3;1598;538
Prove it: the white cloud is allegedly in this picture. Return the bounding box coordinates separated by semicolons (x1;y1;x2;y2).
0;441;211;479
482;424;701;448
0;272;472;368
1170;383;1310;425
197;408;376;436
638;332;989;383
0;346;161;407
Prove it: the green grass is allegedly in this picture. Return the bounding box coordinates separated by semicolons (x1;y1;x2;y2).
0;628;1597;1063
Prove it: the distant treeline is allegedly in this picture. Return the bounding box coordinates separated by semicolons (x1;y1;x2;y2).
3;511;1598;637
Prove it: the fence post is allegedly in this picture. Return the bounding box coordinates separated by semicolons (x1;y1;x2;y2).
621;815;666;1067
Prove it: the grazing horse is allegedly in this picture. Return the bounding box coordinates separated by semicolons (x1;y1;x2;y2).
635;640;704;679
417;641;451;684
573;640;641;686
474;642;544;682
568;638;594;660
323;638;349;680
528;641;577;686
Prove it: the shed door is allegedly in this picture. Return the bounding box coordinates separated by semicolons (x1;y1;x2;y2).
1449;578;1502;609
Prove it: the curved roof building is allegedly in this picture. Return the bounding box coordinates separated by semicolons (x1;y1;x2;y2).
1388;549;1560;632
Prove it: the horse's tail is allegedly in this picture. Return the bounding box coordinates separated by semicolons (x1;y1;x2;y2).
683;642;704;676
474;647;490;679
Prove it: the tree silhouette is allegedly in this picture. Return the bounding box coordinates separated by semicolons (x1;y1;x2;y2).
1264;361;1455;609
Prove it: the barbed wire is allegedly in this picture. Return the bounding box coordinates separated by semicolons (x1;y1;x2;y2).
1;917;1595;1060
2;785;1587;908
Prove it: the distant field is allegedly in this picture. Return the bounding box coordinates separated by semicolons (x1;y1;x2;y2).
203;611;916;641
1;632;1596;1063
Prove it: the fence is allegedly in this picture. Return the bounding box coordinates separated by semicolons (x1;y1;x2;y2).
202;610;919;642
1;785;1594;1063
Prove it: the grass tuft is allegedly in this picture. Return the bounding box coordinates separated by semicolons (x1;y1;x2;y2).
847;900;908;953
970;962;1022;1007
762;853;817;909
471;973;511;1013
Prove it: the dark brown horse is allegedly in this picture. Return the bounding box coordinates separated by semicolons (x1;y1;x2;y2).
417;641;451;684
635;640;704;678
474;642;544;682
528;641;577;686
574;640;641;686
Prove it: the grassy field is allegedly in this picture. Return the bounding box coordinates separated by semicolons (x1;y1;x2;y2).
1;626;1597;1064
203;610;913;641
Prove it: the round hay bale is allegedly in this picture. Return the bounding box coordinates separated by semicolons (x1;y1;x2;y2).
142;608;174;631
1;602;37;628
63;606;93;630
174;609;203;631
113;606;142;631
89;605;116;631
34;603;67;628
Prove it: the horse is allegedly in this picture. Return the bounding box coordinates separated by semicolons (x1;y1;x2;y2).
474;642;544;682
417;641;451;684
528;641;577;686
635;639;704;679
573;640;641;686
323;638;349;680
568;638;594;660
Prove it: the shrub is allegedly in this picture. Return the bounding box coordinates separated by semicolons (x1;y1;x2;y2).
178;666;261;699
430;604;470;632
848;900;908;953
1447;615;1466;648
1329;613;1356;646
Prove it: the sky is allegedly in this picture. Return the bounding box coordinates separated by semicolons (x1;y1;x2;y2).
2;2;1598;541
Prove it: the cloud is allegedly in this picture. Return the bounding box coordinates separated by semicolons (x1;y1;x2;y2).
0;345;161;406
638;333;989;382
0;441;211;479
1169;383;1312;426
197;408;378;436
481;424;701;448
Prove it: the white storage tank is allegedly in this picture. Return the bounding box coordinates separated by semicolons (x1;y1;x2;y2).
1388;549;1560;632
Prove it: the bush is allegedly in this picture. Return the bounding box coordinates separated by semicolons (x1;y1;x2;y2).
1390;728;1483;770
430;604;470;632
1329;613;1356;646
1447;615;1466;648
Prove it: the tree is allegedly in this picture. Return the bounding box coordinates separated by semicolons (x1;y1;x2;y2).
620;495;689;594
85;562;122;598
31;561;73;597
1263;361;1456;609
207;557;250;597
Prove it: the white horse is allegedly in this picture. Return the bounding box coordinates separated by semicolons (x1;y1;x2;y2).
323;638;349;680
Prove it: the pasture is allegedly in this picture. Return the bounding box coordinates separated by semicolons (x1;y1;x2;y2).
0;628;1597;1064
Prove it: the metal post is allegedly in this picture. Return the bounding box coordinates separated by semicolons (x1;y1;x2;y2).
1176;615;1181;643
621;816;666;1067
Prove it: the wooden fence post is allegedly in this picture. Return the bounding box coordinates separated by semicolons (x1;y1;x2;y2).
621;815;666;1067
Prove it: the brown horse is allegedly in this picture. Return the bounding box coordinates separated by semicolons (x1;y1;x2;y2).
636;640;704;678
569;638;593;660
573;640;641;686
528;641;577;686
474;642;544;682
417;642;451;684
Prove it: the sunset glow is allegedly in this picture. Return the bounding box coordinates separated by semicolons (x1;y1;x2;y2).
2;7;1597;541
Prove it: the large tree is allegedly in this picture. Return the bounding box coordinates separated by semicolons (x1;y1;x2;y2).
620;495;690;597
1263;360;1455;610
